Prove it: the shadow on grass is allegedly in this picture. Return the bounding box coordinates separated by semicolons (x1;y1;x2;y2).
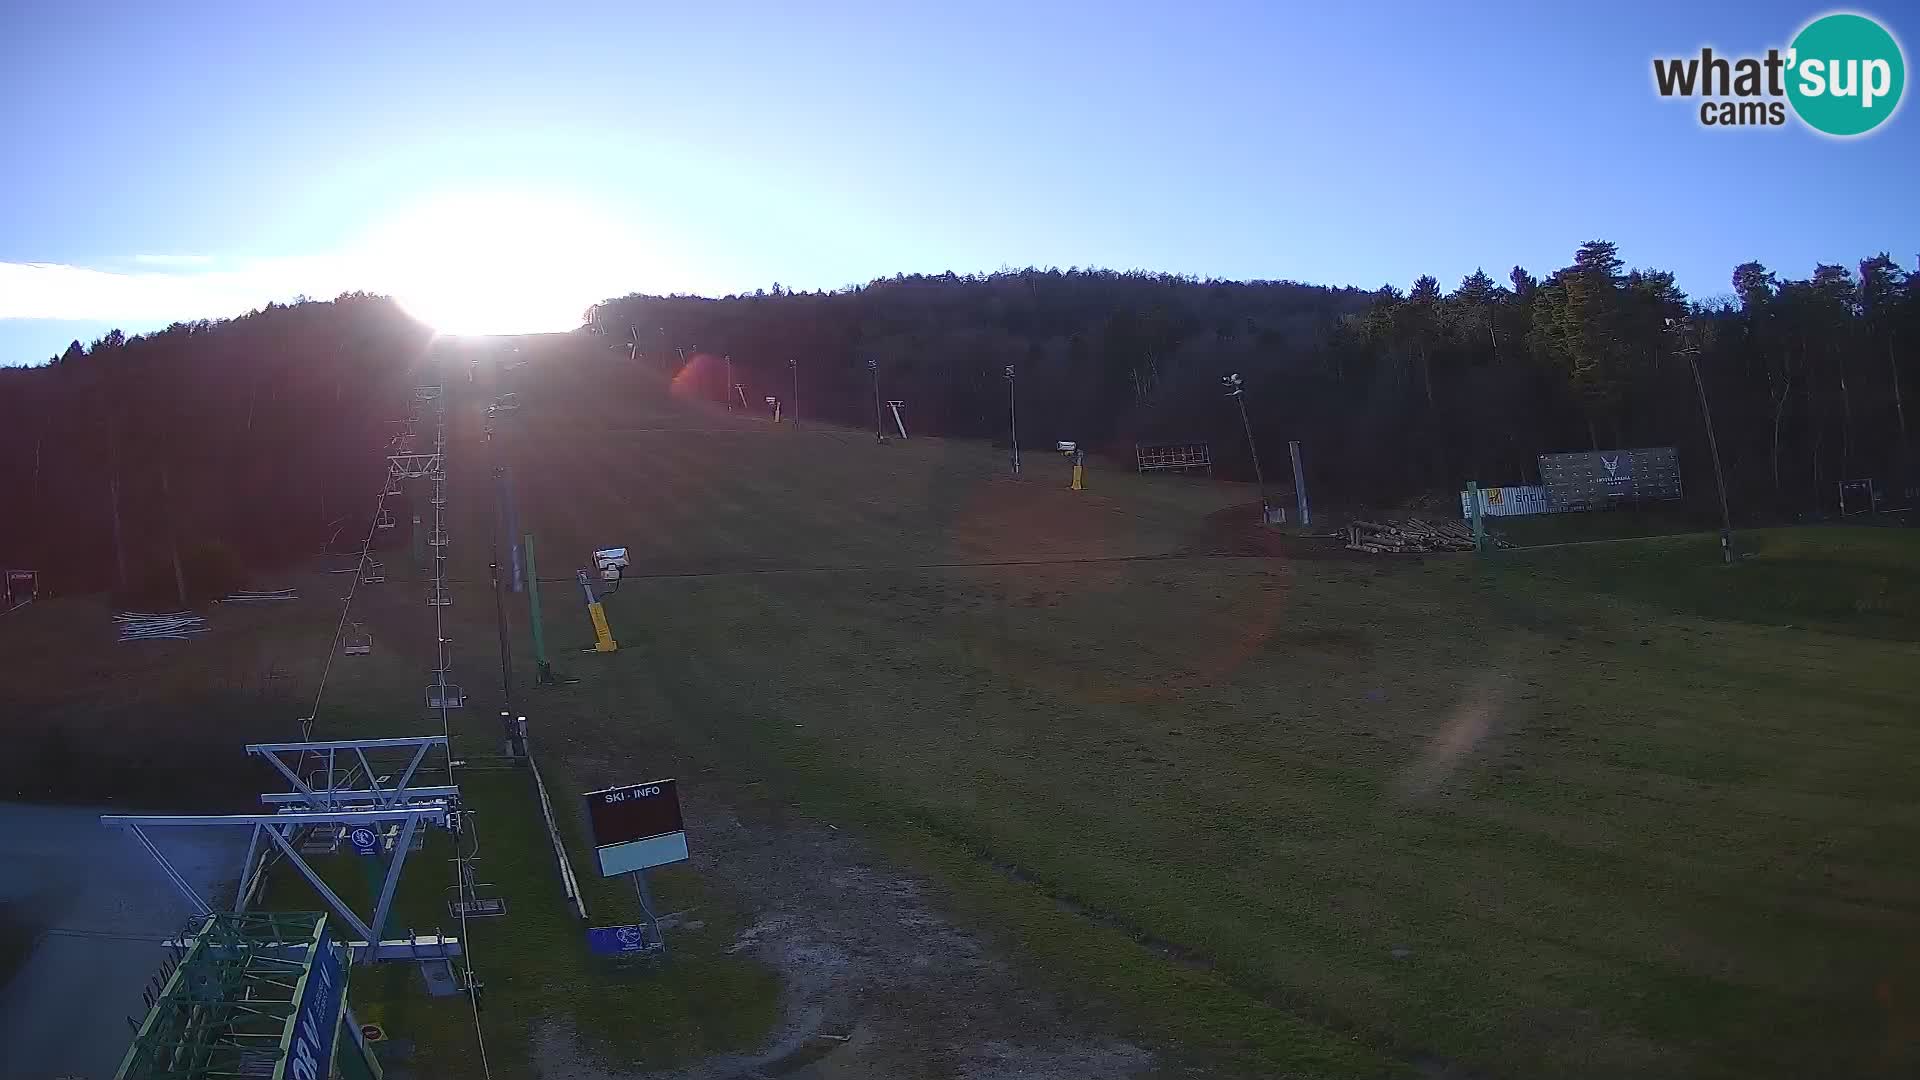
0;692;294;810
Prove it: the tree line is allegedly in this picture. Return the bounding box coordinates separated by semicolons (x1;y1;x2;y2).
3;242;1912;598
596;243;1916;515
0;294;431;600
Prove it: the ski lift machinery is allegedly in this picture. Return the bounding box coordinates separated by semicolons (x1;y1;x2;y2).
594;547;629;584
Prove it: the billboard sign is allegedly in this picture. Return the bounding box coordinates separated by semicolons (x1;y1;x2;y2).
1537;447;1682;507
2;570;36;611
276;921;347;1080
582;779;688;877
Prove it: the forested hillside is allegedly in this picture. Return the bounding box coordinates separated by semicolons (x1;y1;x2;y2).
0;295;430;599
600;243;1916;518
3;241;1913;600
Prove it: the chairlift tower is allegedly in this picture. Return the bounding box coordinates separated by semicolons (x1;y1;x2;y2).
101;736;465;961
388;453;445;481
111;911;384;1080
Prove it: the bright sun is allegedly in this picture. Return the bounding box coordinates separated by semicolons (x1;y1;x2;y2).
367;193;624;337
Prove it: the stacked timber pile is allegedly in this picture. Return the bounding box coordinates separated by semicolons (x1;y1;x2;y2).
223;588;298;602
117;611;209;642
1346;517;1511;554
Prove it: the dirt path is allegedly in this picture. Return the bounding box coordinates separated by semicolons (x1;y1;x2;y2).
533;784;1164;1080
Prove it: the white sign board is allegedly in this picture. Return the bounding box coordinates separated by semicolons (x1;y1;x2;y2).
1460;484;1563;521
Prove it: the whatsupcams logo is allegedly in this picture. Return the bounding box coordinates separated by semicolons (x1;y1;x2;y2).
1653;11;1905;135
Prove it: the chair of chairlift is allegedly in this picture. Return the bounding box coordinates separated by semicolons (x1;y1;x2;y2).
376;510;396;530
425;682;466;710
427;585;450;608
360;560;385;584
446;874;507;918
344;622;372;656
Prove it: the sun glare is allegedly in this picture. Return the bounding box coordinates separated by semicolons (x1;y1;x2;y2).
366;193;626;337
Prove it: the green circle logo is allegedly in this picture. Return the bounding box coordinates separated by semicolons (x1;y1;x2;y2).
1787;13;1906;136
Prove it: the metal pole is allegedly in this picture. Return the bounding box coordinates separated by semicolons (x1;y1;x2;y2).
524;532;554;684
490;561;512;705
869;359;883;441
1006;366;1020;475
1685;347;1735;564
725;355;734;410
1468;480;1486;552
489;466;515;703
1287;440;1310;526
790;359;799;429
632;871;666;954
500;466;523;593
1234;395;1268;519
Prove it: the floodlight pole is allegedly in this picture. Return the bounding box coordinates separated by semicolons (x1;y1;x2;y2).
869;359;884;442
1682;333;1734;564
790;358;800;428
725;354;735;410
1224;374;1268;520
1005;365;1020;475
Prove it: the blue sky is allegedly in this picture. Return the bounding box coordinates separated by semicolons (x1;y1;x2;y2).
2;0;1913;364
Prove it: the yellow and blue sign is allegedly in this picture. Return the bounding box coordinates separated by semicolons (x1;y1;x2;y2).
278;923;347;1080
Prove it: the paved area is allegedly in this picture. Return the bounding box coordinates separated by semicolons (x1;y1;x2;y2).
0;802;243;1080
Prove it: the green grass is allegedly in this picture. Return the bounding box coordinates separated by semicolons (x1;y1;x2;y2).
493;344;1920;1079
1491;505;1724;547
0;338;784;1078
257;768;778;1077
1496;526;1920;638
12;338;1919;1079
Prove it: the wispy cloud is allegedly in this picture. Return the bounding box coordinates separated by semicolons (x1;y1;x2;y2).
129;253;218;267
0;257;372;324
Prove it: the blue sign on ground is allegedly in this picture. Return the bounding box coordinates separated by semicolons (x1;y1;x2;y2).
587;924;658;956
347;826;379;857
283;923;347;1080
